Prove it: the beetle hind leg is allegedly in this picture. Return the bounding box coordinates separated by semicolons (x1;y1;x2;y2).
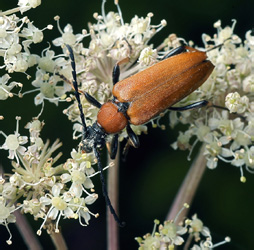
169;100;209;111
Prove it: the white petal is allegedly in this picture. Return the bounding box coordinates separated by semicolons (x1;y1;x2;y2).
219;136;231;145
84;194;97;204
17;146;26;155
61;173;71;183
52;183;63;197
70;183;82;197
83;178;94;189
174;236;185;245
64;207;74;218
48;207;58;220
34;93;44;105
40;196;51;205
80;210;91;224
221;148;233;157
8;150;15;159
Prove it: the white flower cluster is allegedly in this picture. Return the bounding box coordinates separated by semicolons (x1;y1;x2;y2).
0;0;73;108
135;205;230;249
0;116;100;244
170;20;254;182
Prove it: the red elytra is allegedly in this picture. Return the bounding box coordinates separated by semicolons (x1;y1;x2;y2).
97;46;214;132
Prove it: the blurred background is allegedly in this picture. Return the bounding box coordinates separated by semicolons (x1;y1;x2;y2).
0;0;254;249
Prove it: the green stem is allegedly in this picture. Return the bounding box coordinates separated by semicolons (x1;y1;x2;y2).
107;146;120;250
166;144;207;223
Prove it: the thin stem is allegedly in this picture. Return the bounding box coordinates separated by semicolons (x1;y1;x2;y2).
0;7;20;16
183;233;194;250
14;210;42;250
107;144;120;250
166;144;207;223
49;231;68;250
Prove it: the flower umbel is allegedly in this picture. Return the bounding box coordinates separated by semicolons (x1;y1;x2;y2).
135;204;230;249
0;116;28;164
171;20;254;181
0;116;99;242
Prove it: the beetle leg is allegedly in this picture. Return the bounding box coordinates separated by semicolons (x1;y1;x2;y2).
83;92;102;108
110;134;119;159
112;64;120;85
93;147;125;227
112;38;131;86
122;139;131;162
169;100;209;111
169;101;247;122
126;123;140;148
162;45;187;60
112;57;130;85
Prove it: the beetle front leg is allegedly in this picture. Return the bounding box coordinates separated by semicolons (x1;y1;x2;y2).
126;123;140;148
83;92;102;108
112;64;120;86
161;45;187;60
110;134;119;159
112;57;131;86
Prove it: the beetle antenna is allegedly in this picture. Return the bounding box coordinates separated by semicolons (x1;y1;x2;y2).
66;44;88;138
94;148;125;227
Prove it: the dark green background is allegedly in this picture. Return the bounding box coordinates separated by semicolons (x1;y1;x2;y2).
0;0;254;249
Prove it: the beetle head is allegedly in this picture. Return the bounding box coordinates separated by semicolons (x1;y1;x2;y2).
82;123;106;153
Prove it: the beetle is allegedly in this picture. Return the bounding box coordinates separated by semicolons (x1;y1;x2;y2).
66;43;214;226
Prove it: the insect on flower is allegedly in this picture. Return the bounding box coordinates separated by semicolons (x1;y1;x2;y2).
66;43;216;226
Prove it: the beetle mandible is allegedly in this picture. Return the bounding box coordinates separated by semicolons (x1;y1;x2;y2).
66;43;214;226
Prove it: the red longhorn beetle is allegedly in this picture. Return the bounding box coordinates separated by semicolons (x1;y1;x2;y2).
66;43;214;226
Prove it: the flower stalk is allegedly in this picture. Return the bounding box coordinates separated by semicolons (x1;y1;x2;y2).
14;210;42;250
107;144;120;250
49;231;68;250
166;144;207;223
